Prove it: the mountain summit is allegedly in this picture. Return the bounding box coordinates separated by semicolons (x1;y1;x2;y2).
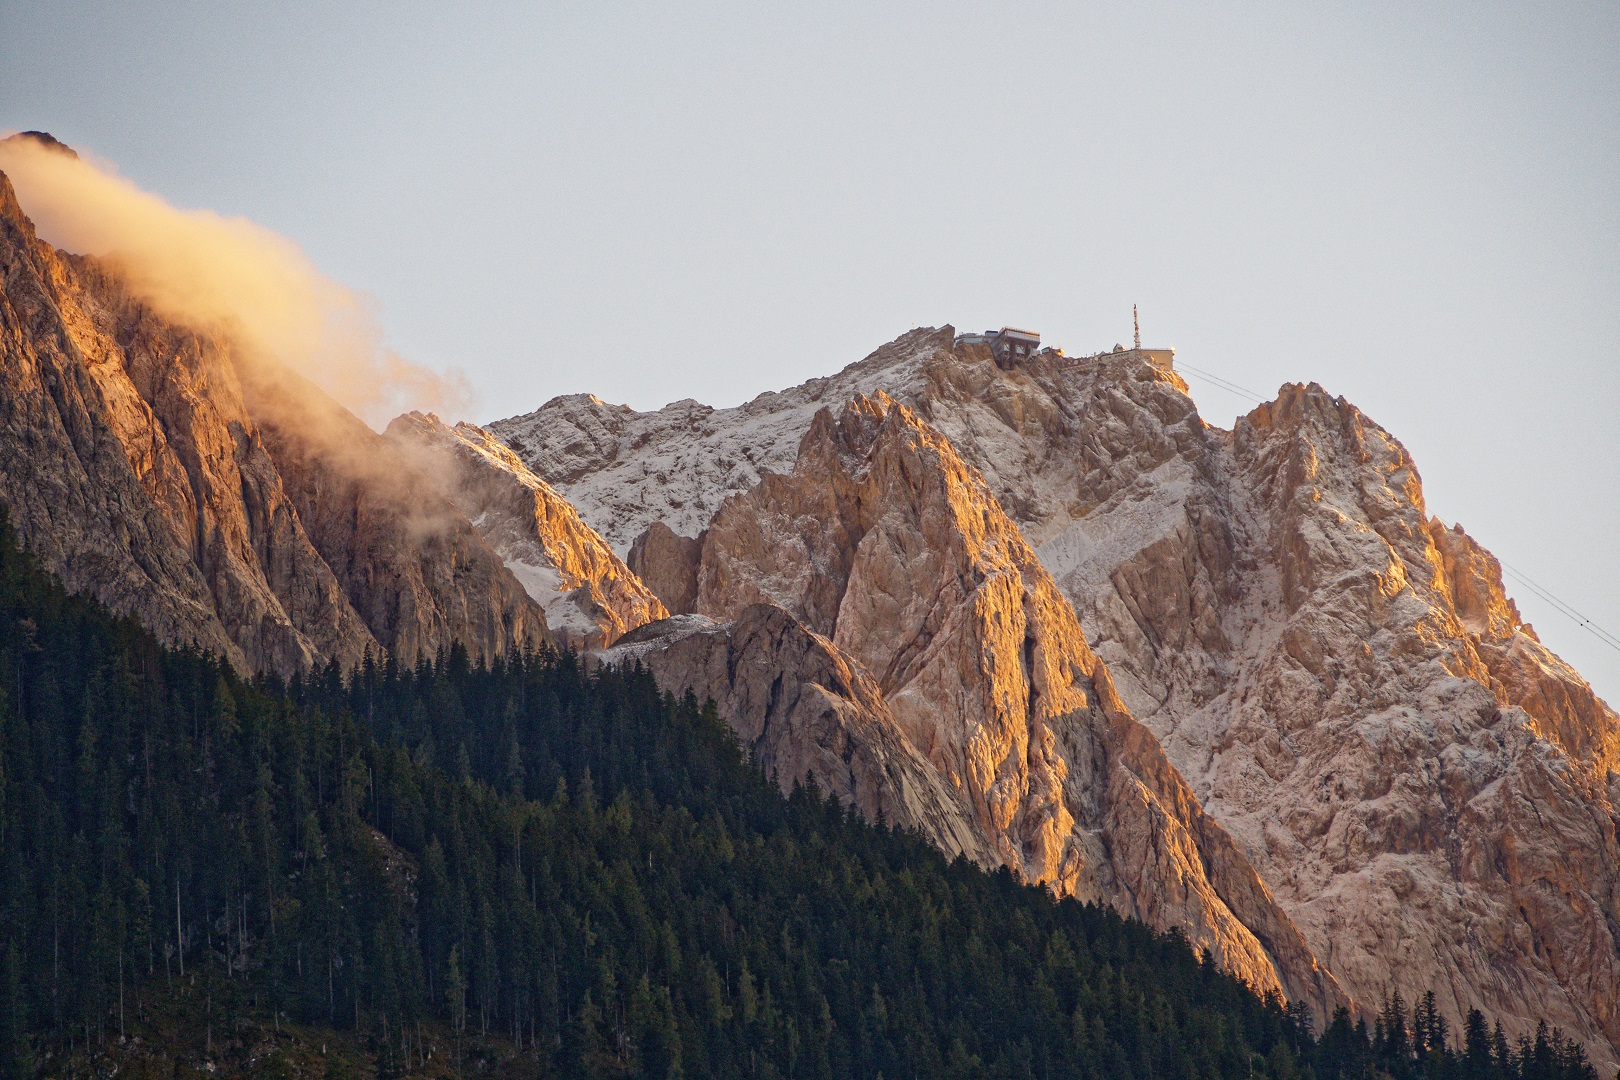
3;130;78;157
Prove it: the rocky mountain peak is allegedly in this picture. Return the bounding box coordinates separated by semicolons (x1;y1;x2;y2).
0;182;549;674
491;326;1619;1066
2;131;78;157
617;384;1348;1017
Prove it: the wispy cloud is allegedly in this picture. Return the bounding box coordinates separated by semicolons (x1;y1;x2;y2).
0;132;468;429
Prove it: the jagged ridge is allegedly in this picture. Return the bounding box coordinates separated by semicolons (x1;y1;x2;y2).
606;391;1345;1017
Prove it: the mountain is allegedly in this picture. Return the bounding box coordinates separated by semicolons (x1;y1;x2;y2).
608;391;1344;1016
491;328;1620;1066
0;161;548;674
5;121;1614;1063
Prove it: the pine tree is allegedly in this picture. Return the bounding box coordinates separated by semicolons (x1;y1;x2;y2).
0;942;31;1080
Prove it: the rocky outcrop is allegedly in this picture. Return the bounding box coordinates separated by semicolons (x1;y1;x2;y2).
385;412;665;649
0;163;548;674
495;327;1620;1064
1427;521;1620;773
603;605;991;861
627;521;703;616
943;351;1620;1064
652;392;1344;1016
885;345;1620;1067
869;341;1620;1068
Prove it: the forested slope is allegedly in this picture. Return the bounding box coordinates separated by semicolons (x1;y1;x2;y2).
0;516;1598;1080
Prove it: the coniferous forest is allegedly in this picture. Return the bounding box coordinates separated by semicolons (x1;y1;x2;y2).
0;515;1602;1080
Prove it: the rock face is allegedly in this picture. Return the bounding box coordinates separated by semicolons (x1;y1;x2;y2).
610;392;1345;1016
603;605;992;863
627;521;703;616
0;166;549;674
894;345;1620;1068
1206;388;1620;1063
385;412;665;649
494;327;1620;1065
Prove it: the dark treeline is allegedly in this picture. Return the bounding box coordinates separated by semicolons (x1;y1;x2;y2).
0;514;1602;1080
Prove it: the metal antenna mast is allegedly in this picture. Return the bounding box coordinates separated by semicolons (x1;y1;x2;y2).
1133;305;1141;350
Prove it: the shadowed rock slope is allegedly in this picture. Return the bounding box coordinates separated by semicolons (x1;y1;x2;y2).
0;166;548;675
603;605;992;865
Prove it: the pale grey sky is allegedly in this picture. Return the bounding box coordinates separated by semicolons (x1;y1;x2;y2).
4;0;1617;700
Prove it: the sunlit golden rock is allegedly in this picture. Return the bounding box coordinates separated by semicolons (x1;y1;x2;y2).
386;411;666;650
634;390;1346;1018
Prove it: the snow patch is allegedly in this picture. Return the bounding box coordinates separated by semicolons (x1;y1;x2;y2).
505;558;598;638
488;329;941;554
596;614;725;665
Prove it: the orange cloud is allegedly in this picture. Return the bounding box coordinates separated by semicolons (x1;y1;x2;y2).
0;132;468;428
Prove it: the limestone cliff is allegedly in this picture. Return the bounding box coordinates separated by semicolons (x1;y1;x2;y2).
0;164;548;674
384;412;665;649
899;344;1620;1066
